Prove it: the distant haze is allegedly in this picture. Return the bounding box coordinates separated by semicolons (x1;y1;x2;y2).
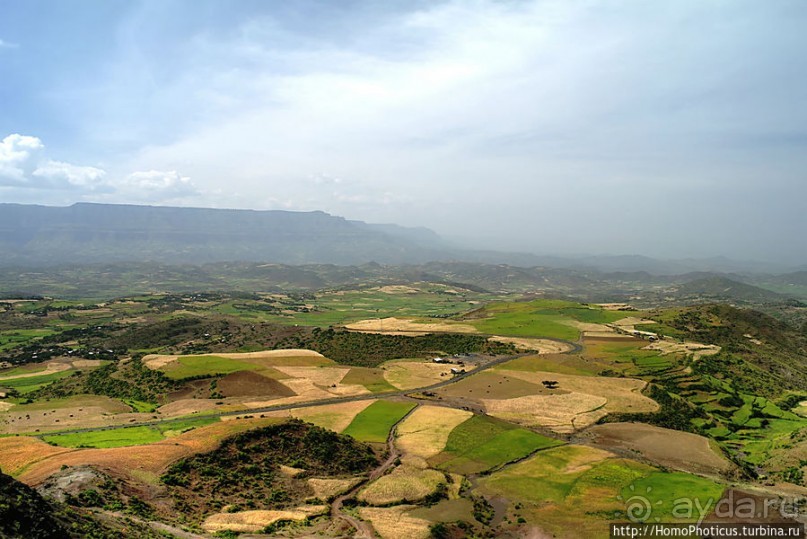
1;1;805;264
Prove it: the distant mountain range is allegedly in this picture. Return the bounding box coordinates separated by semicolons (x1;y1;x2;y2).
0;203;801;275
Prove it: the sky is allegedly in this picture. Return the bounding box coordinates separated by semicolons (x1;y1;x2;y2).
1;0;806;264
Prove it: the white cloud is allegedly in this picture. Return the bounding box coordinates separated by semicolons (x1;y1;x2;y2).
0;134;45;185
33;160;108;190
0;134;198;203
0;38;19;49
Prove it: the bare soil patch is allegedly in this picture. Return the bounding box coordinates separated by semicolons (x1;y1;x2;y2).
583;422;734;476
217;371;296;398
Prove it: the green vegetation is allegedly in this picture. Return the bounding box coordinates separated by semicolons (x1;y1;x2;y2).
160;355;258;380
278;328;516;367
621;472;725;522
31;357;180;404
340;367;397;393
434;414;562;474
42;416;218;448
160;420;377;520
342;400;417;443
0;369;75;394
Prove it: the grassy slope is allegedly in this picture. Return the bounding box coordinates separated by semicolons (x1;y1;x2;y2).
342;400;417;443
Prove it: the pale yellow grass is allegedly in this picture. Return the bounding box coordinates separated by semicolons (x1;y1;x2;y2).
611;317;656;327
483;393;608;433
376;285;421;294
345;317;477;335
279;465;305;477
489;336;574;353
643;340;721;361
0;436;75;476
358;506;432;539
157;399;225;416
0;402;13;412
263;400;374;433
0;361;70;381
358;465;446;506
383;361;450;390
273;366;349;387
201;505;328;533
497;370;658;415
70;359;105;368
561;320;615;334
142;348;325;369
396;406;472;459
308;477;363;500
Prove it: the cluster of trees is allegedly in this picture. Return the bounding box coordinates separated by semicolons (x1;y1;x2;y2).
274;328;516;367
161;420;378;517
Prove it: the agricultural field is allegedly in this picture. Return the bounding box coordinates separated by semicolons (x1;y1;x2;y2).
341;399;416;443
430;414;562;474
1;284;806;538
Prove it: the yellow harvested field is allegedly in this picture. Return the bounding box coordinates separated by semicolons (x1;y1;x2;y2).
142;349;327;369
344;317;477;335
201;505;328;533
489;336;574;353
1;400;150;435
358;465;446;506
585;423;734;475
643;340;721;360
272;366;349;387
562;320;615;334
358;506;432;539
308;477;363;500
396;406;473;459
264;400;374;433
611;317;656;327
497;370;658;416
157;398;225;416
383;361;451;390
70;359;105;368
483;392;608;433
376;285;421;294
0;436;75;476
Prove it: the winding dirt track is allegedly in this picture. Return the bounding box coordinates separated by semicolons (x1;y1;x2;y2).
330;405;419;538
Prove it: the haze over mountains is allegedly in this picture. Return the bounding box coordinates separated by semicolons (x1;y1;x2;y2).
0;202;802;275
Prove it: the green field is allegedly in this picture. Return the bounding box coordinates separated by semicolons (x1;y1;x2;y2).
160;355;258;379
621;472;725;522
433;414;562;474
342;400;416;443
42;416;219;448
465;299;636;341
0;329;58;352
0;370;76;394
340;367;397;393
